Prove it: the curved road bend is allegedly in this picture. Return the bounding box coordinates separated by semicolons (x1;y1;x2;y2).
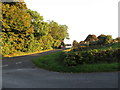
2;49;118;88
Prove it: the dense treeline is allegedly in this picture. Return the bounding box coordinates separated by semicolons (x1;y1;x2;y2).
2;1;69;55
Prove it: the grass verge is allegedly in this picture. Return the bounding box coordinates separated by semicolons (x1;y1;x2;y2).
4;49;53;57
32;51;119;73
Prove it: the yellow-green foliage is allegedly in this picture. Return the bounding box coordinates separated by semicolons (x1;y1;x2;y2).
2;2;33;55
2;2;69;56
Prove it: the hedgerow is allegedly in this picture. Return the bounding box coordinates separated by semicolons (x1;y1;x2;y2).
64;43;120;66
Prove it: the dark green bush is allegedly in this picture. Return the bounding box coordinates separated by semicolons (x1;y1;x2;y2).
64;49;119;66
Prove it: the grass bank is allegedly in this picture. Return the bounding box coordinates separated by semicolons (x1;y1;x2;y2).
32;51;119;73
4;49;53;57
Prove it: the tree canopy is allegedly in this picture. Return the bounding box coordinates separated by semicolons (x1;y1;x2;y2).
2;1;69;55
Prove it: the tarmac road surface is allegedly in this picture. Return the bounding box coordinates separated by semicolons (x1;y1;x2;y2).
2;49;119;88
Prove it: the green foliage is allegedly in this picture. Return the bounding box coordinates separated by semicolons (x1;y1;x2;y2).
49;20;69;40
97;34;106;40
53;40;61;48
33;51;119;73
2;2;34;55
104;35;113;44
40;35;54;50
64;49;119;66
27;9;49;37
84;34;98;42
115;37;120;42
78;34;114;47
64;43;120;66
2;2;69;56
72;40;78;48
97;34;113;45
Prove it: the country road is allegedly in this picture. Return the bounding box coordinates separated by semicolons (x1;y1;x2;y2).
2;49;119;88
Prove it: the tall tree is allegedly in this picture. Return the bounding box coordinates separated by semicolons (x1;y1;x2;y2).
48;20;69;40
2;1;34;54
2;1;69;55
27;9;49;38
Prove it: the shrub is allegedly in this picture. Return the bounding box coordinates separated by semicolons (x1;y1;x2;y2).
64;49;119;66
72;40;78;48
84;34;98;42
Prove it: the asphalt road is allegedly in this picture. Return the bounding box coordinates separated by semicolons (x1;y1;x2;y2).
2;49;119;88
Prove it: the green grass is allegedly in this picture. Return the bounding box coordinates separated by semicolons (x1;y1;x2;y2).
74;42;120;55
98;42;120;51
32;51;120;73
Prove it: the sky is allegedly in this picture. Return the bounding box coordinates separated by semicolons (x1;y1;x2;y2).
24;0;119;44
